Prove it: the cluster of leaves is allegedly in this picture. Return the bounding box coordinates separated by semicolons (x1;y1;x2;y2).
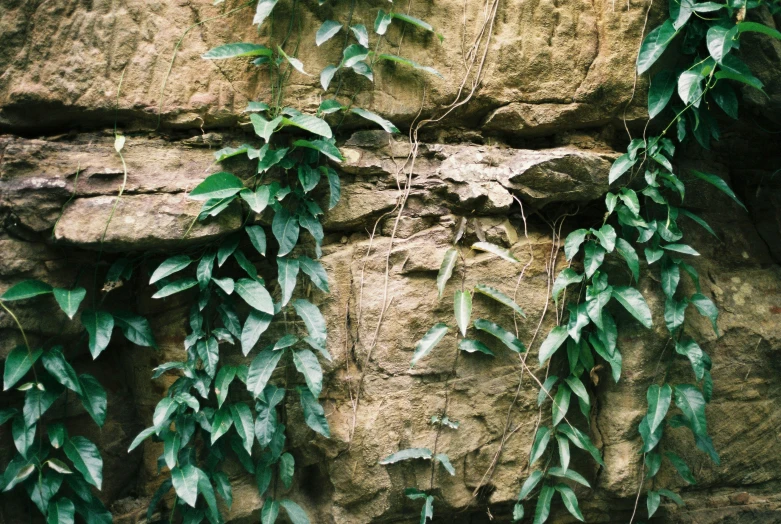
514;0;781;521
0;279;152;522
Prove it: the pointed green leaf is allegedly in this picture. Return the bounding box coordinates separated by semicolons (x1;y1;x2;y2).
471;242;518;263
474;284;526;318
316;20;342;46
235;278;274;315
189;172;244;201
474;319;525;353
411;323;449;367
53;288;86;319
454;290;471;337
293;349;323;397
81;310;114;359
203;43;272;59
171;464;199;507
63;437;103;489
611;286;653;328
437;248;458;298
539;326;568;366
247;350;284;398
4;346;43;390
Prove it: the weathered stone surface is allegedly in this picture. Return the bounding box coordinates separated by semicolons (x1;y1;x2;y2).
2;1;781;523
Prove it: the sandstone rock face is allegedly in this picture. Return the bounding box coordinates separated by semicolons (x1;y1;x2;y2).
1;2;781;524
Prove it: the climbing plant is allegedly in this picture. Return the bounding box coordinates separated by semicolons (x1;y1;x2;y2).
0;277;154;523
508;0;781;522
129;1;440;523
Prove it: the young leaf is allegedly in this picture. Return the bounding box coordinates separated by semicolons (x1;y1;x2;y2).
411;323;449;367
454;290;472;337
189;172;244;201
458;339;494;356
316;20;342;46
53;287;86;320
64;437;103;489
471;242;519;263
474;284;526;318
202;43;272;59
250;114;283;142
379;448;433;464
4;346;43;391
1;279;52;301
350;107;400;134
474;319;525;353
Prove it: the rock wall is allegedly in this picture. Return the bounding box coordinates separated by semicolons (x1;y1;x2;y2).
1;1;781;523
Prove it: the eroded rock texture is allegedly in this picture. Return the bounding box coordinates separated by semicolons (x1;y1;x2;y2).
1;1;781;523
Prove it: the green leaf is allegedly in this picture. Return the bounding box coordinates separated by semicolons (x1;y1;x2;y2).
454;290;472;337
12;415;35;457
379;448;433;464
513;503;524;522
293;138;344;163
280;499;310;524
282;113;332;138
210;406;234;444
163;431;180;469
592;224;616;252
666;452;696;484
676;338;705;380
350;107;400;134
245;101;270;113
41;348;81;394
293;299;329;358
611;286;653;328
411;323;449;367
23;384;60;427
551;383;571;426
474;319;525;353
689;170;746;211
293;349;323;397
658;488;685;505
247;350;284;398
4;346;43;390
202;43;272;59
567;303;590;344
471;242;518;263
278;46;309;75
558;424;604;466
548;467;591;488
474;284;526;318
710;81;738;119
458;339;494;356
1;280;52;301
299;256;330;293
647;490;661;517
320;65;338;90
214;144;250;162
261;499;279;524
152;278;198;299
691;293;719;336
678;208;718;239
648;70;676;118
277;256;299;308
0;407;18;426
299;388;330;437
529;426;551;465
533;484;554;524
241;310;272;356
250;114;283;142
78;374;107;427
279;452;295;489
637;20;678;74
706;25;736;64
736;20;781;40
661;257;680;299
53;287;86;319
47;497;75;524
377;54;442;77
564;229;588;261
608;153;637;184
552;268;583;305
189;172;244;201
63;436;103;489
81;310;114;359
538;376;558;407
583;242;606;279
646;383;672;433
113;311;156;348
674;384;707;437
171;464;199;507
437;248;458;298
272;208;300;257
242;187;270;215
253;0;277;25
128;427;155;452
555;484;585;522
235;278;274;315
678;69;705;105
518;470;543;500
316;20;342;46
392;12;433;31
662;243;700;256
214;366;237;408
227;403;252;456
213;471;232;508
539;326;568;366
374;9;393;34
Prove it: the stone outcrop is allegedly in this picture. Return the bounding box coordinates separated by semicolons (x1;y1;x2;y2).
1;1;781;524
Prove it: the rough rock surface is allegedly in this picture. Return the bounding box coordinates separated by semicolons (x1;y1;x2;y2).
2;1;781;524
